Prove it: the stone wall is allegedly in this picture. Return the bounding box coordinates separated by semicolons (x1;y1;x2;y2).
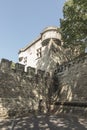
0;59;51;117
52;53;87;116
1;53;87;117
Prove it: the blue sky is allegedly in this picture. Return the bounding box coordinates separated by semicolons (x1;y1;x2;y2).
0;0;66;62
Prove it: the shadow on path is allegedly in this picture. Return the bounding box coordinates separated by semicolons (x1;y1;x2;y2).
0;114;87;130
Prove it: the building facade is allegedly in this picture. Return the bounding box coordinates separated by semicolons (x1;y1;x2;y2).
18;26;67;72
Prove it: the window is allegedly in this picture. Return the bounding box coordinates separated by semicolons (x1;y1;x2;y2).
19;57;23;62
36;47;42;58
24;57;27;64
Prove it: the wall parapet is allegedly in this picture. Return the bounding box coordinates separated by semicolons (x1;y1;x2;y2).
55;53;87;74
0;58;52;117
0;58;50;77
1;53;87;117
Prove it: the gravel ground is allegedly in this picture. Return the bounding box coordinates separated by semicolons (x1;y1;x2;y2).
0;114;87;130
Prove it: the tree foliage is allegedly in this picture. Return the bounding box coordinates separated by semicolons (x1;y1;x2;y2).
60;0;87;50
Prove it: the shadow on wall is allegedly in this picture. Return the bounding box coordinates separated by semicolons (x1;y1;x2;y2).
36;43;52;72
36;39;69;72
0;58;54;117
51;53;87;115
55;53;87;103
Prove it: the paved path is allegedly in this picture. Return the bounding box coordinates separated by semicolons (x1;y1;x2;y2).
0;114;87;130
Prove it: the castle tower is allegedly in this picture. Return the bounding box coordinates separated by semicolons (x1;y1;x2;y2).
18;26;67;72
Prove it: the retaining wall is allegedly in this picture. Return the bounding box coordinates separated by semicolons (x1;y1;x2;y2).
0;59;51;117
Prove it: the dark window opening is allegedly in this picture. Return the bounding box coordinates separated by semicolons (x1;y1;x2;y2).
19;57;23;62
24;57;27;64
36;47;42;58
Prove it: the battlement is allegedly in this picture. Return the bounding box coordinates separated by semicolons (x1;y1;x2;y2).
1;53;87;77
0;58;49;78
55;53;87;74
1;53;87;117
0;58;24;72
0;58;52;117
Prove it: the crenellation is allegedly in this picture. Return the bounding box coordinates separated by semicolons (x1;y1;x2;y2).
37;69;45;78
55;54;87;74
1;27;87;118
1;53;87;117
15;63;25;73
54;54;87;103
0;58;12;71
27;66;35;75
0;60;49;117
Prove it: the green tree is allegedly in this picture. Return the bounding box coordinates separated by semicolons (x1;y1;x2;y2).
60;0;87;52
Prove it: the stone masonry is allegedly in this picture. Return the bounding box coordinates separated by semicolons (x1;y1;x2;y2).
0;59;51;117
0;53;87;118
52;53;87;116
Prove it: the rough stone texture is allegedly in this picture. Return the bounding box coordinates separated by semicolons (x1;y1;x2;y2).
35;39;69;72
1;114;87;130
52;53;87;115
1;53;87;117
0;59;50;117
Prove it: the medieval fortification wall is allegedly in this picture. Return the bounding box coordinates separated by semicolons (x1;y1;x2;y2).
0;53;87;117
53;53;87;116
0;59;51;117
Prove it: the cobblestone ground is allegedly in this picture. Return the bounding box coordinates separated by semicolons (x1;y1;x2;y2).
0;114;87;130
